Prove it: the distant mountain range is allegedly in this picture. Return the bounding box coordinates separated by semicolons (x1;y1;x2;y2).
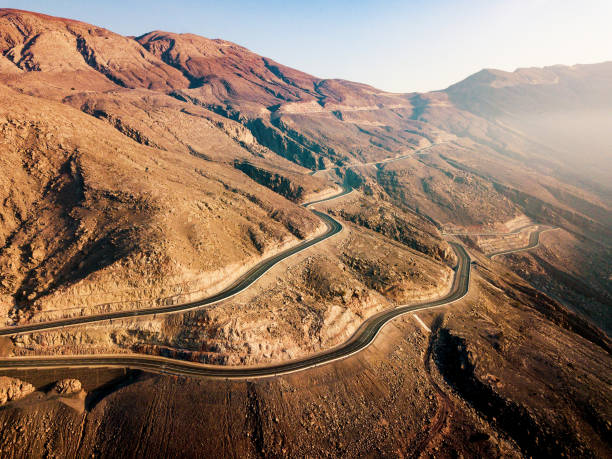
0;9;611;458
1;8;610;194
0;7;610;319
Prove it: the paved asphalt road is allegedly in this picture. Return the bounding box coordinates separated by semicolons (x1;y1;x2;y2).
309;142;442;176
488;227;556;259
0;143;476;378
443;223;538;237
0;142;435;338
0;242;470;379
0;141;555;379
0;186;352;338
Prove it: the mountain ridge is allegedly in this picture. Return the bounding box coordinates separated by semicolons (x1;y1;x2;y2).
0;8;610;458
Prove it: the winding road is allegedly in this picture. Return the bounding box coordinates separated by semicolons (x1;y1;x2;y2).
0;142;475;378
0;242;470;378
0;142;437;338
0;187;352;338
487;226;557;259
309;142;441;177
0;140;556;379
442;223;538;237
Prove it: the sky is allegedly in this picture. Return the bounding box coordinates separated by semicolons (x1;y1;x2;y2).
5;0;612;92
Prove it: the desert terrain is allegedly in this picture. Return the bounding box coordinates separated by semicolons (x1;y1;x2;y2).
0;8;610;458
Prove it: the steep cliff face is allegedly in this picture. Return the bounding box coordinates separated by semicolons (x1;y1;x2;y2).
234;161;306;202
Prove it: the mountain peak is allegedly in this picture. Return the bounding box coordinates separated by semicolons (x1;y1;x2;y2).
0;8;189;94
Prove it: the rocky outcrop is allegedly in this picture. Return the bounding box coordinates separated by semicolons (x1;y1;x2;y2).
433;328;595;458
234;161;305;202
81;107;162;149
54;378;82;395
132;344;229;365
246;118;320;170
0;377;34;405
330;197;456;264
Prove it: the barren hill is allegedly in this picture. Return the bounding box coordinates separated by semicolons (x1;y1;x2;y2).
0;8;610;458
446;61;612;191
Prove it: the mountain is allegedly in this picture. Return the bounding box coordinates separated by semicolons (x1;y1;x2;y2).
0;9;189;95
446;62;612;190
447;62;612;116
0;9;610;458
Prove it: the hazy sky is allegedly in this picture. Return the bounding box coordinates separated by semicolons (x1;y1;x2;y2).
6;0;612;92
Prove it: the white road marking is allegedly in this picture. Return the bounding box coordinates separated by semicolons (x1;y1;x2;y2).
413;314;431;333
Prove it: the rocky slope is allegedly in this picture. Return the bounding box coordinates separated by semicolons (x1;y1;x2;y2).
0;8;610;458
0;83;324;325
0;8;467;329
445;62;612;193
0;269;609;457
1;9;609;234
11;200;454;365
499;229;612;335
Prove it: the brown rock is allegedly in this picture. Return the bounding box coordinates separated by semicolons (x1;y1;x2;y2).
0;376;34;405
54;378;82;395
